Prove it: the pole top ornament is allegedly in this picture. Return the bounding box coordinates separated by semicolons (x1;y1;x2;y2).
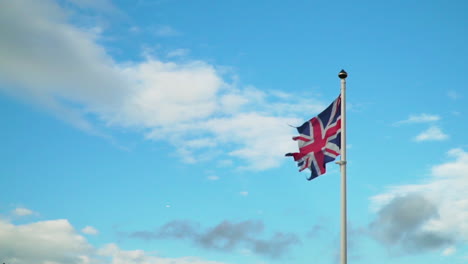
338;69;348;79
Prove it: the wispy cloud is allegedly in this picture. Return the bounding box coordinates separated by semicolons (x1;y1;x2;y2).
394;114;449;142
99;243;231;264
447;90;461;100
167;48;190;58
66;0;116;10
442;246;456;256
129;26;141;33
12;207;34;216
207;175;220;181
394;114;440;125
0;0;323;171
81;225;99;235
129;220;300;258
414;126;449;142
154;25;180;37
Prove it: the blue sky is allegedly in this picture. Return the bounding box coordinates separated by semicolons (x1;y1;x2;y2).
1;0;468;263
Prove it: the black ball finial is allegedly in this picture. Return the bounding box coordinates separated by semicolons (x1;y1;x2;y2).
338;69;348;79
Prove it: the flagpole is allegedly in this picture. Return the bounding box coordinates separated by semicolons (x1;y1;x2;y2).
338;69;348;264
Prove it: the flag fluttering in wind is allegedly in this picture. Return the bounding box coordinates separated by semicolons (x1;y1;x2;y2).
286;95;341;180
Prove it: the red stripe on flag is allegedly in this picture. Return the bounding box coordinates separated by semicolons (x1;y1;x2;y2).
325;148;340;156
292;136;311;142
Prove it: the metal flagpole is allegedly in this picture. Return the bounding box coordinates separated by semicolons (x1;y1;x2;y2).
338;69;348;264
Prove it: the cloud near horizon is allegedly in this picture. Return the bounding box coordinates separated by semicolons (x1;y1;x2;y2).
0;218;233;264
0;0;326;170
0;219;92;264
370;148;468;255
129;219;300;258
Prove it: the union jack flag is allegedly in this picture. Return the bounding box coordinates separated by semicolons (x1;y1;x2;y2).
286;95;341;180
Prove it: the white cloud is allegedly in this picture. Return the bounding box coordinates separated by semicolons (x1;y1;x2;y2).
0;0;128;133
129;26;141;33
0;219;92;264
447;90;460;100
219;93;249;113
395;114;440;125
371;149;468;251
0;0;324;171
154;25;180;37
394;114;448;143
414;126;449;142
207;175;220;181
199;113;300;170
0;218;233;264
81;226;99;235
99;244;230;264
442;246;456;256
239;191;249;196
116;59;224;127
65;0;117;11
13;207;34;216
167;48;190;58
